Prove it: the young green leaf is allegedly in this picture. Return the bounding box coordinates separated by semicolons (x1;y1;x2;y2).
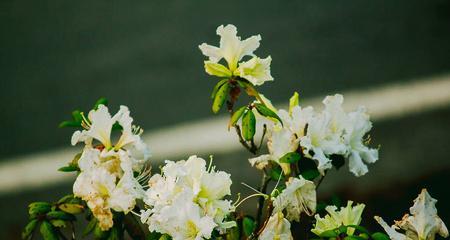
58;120;82;128
94;97;108;109
268;165;283;181
83;218;97;236
343;236;367;240
94;224;109;239
22;219;38;240
204;62;232;77
289;92;299;115
241;110;256;141
254;103;282;125
279;152;301;164
58;165;79;172
46;211;76;221
212;82;230;113
346;225;370;235
318;229;338;238
301;169;320;180
40;221;59;240
228;106;247;129
50;219;66;228
211;79;229;99
371;232;390;240
108;226;120;240
242;216;256;237
59;203;84;214
28;202;52;217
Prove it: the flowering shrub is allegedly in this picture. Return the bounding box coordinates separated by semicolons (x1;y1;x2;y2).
23;24;448;240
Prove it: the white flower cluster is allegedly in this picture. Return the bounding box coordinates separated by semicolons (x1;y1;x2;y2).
199;24;273;86
250;93;379;177
140;155;235;240
71;105;151;230
258;176;316;239
375;189;449;240
312;201;365;236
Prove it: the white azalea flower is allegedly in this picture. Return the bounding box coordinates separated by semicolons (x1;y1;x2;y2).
71;105;147;155
300;111;345;174
236;56;273;86
375;189;449;240
272;176;316;222
199;24;261;71
278;105;314;139
344;106;378;177
249;125;298;174
323;94;348;135
141;155;234;237
259;212;293;240
73;167;116;230
312;201;365;236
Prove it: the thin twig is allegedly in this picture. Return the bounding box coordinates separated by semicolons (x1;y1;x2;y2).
258;124;267;149
255;174;271;230
234;125;254;153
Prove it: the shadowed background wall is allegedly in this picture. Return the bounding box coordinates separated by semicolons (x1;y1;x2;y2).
1;0;450;239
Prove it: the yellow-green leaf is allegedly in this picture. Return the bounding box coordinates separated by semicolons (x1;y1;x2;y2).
289;91;299;115
22;219;38;240
242;110;256;141
212;82;229;113
40;221;58;240
254;103;283;125
204;61;232;77
59;203;84;214
228;106;247;129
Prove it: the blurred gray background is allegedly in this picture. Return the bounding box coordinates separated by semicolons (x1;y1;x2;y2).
1;0;450;239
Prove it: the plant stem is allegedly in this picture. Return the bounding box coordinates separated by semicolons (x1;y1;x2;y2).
255;174;270;230
234;125;257;154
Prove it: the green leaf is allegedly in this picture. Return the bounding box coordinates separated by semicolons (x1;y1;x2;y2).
371;232;390;240
301;169;320;180
241;110;256;141
228;106;247;129
46;210;76;221
242;216;256;237
94;224;109;239
58;165;79;172
279;152;301;164
226;226;240;240
28;202;52;217
254;103;282;125
268;165;283;181
108;226;120;240
346;225;370;235
212;82;229;113
40;221;59;240
22;219;38;240
318;229;338;238
58;120;81;128
344;236;367;240
71;110;83;123
211;79;229;99
289;92;299;115
159;234;171;240
59;203;84;214
204;62;232;77
146;231;163;240
57;194;74;204
50;219;66;228
83;218;97;236
94;97;108;109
